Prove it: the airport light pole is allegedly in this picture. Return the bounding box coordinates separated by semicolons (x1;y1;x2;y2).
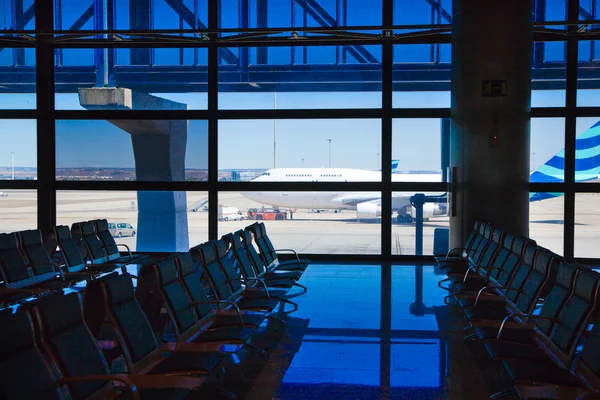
302;158;304;168
327;139;332;168
11;152;14;180
532;152;536;172
376;152;380;170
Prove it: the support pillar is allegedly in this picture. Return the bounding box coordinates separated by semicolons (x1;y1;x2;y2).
79;88;190;252
449;0;532;247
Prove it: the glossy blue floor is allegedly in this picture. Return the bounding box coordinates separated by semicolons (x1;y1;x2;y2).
272;263;450;400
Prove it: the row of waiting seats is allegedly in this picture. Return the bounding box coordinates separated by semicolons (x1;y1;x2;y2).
436;220;600;400
0;221;309;399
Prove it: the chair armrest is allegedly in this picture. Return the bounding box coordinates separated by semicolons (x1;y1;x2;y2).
497;314;559;339
28;261;64;278
127;374;205;391
445;247;474;261
161;342;241;353
272;248;300;263
190;300;244;327
106;243;133;259
56;375;140;400
0;287;47;295
227;278;271;298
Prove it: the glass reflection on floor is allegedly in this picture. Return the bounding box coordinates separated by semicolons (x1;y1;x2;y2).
275;264;449;400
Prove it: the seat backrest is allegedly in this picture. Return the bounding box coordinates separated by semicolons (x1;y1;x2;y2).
93;219;120;259
504;243;538;303
246;225;275;266
494;236;532;287
74;221;107;264
513;247;557;313
0;232;33;288
470;223;495;264
174;252;215;320
194;242;235;302
32;292;112;400
54;225;86;273
477;228;505;268
223;231;260;280
258;222;278;258
42;228;60;263
535;262;579;336
575;315;600;390
0;310;61;399
153;258;199;339
98;273;161;370
463;220;482;251
19;229;60;283
547;266;600;364
488;233;515;280
213;239;244;295
241;229;268;275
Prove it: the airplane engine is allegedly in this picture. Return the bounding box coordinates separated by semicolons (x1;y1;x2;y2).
356;202;381;219
410;203;445;219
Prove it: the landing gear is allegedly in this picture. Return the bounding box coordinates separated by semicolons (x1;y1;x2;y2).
396;214;414;224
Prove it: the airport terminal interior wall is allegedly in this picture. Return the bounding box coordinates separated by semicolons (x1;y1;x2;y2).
0;1;599;261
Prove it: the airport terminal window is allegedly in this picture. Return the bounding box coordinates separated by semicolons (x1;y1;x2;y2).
392;45;451;109
530;118;565;183
529;192;564;255
57;190;208;252
219;0;382;29
55;0;209;31
54;48;208;110
392;119;446;178
393;0;451;26
218;45;382;110
221;192;381;255
0;120;37;180
391;192;448;256
575;117;600;184
577;41;600;107
218;119;381;180
0;190;37;233
531;42;566;107
55;120;208;181
575;193;600;258
0;48;36;109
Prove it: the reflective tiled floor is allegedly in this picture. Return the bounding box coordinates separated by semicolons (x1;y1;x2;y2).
273;263;448;400
274;263;510;400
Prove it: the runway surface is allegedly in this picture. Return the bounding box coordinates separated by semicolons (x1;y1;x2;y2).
0;190;593;257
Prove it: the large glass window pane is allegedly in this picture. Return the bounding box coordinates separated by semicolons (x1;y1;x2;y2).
57;191;208;252
219;45;382;109
529;192;564;255
530;118;564;183
575;117;600;184
219;192;381;254
0;120;36;180
56;0;208;31
392;119;446;178
577;41;600;107
219;119;381;178
0;190;37;232
1;0;35;31
220;0;382;30
393;44;451;108
55;48;208;110
532;42;566;107
391;192;448;256
575;193;600;258
394;0;451;26
0;48;36;109
56;120;208;181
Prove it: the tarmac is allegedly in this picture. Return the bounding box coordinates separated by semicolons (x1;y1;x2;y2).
0;189;591;257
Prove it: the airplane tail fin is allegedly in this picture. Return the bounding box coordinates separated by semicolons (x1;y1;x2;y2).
530;119;600;200
386;159;400;173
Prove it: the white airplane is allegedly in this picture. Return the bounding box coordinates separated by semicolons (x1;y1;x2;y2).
243;161;446;223
242;119;600;223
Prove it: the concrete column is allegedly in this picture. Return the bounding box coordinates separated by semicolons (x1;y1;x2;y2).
79;88;190;252
450;0;532;247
